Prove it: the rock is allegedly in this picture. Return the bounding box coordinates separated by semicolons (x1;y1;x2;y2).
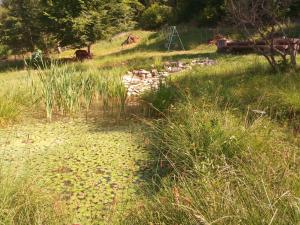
191;58;216;66
159;72;169;77
122;58;216;97
151;69;158;76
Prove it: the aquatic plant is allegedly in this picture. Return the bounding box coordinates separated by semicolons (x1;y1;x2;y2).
34;62;128;121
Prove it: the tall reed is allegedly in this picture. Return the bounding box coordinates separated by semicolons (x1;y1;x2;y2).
34;62;128;121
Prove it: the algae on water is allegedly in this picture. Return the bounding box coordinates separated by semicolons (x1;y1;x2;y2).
0;119;152;224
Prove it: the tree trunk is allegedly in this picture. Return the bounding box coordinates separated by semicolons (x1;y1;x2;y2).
263;55;277;72
57;44;62;54
290;42;298;66
87;44;92;56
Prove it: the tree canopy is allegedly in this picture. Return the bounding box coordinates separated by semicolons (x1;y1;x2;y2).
0;0;299;55
0;0;45;54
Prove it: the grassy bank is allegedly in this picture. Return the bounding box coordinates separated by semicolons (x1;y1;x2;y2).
121;51;300;224
122;100;300;224
145;54;300;131
0;27;300;224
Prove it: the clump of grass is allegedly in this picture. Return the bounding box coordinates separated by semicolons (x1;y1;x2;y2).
0;170;70;225
36;63;81;120
0;85;35;125
122;100;300;225
0;98;20;125
152;56;163;70
95;69;127;115
122;55;300;225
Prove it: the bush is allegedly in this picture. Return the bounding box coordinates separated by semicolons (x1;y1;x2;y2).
140;3;172;30
0;45;10;60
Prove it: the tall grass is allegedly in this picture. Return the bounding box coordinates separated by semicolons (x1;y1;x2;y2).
34;62;128;121
122;56;300;224
0;170;70;225
0;81;35;125
0;98;19;125
122;100;300;225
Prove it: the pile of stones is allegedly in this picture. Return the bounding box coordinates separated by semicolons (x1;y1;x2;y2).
191;58;217;66
122;70;168;97
123;58;216;96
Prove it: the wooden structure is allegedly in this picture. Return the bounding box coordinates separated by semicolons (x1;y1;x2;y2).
217;38;300;54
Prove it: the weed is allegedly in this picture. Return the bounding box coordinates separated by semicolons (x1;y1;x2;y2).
0;169;70;225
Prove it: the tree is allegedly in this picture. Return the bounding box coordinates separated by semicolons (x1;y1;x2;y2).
140;3;172;29
198;0;225;25
41;0;141;54
226;0;298;71
0;0;47;55
288;0;300;17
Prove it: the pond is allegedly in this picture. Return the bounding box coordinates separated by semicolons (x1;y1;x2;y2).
0;118;152;224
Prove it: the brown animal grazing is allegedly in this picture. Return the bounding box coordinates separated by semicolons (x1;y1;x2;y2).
75;50;91;61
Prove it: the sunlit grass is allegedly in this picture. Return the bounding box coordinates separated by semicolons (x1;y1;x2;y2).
0;26;300;225
0;169;70;225
33;62;127;121
121;99;300;225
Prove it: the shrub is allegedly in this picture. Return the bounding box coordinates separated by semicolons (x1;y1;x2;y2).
140;3;172;30
0;45;10;59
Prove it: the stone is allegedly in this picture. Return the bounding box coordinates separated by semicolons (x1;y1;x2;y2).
122;58;216;97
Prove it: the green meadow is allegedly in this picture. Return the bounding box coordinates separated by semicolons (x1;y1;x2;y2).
0;27;300;224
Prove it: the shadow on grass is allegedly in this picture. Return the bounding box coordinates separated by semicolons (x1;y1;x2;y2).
93;27;217;63
0;59;25;72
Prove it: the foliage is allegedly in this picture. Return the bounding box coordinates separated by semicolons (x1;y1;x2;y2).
41;0;141;52
120;47;300;224
289;0;300;17
122;89;300;224
140;3;172;30
226;0;298;71
117;30;300;225
0;44;10;59
0;0;52;54
173;0;225;25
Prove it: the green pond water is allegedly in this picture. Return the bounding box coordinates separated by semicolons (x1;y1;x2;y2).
0;118;152;224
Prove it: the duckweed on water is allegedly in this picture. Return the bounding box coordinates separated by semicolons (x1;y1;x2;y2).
0;119;152;224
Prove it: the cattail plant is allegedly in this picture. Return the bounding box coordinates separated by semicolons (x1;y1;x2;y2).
32;62;128;121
